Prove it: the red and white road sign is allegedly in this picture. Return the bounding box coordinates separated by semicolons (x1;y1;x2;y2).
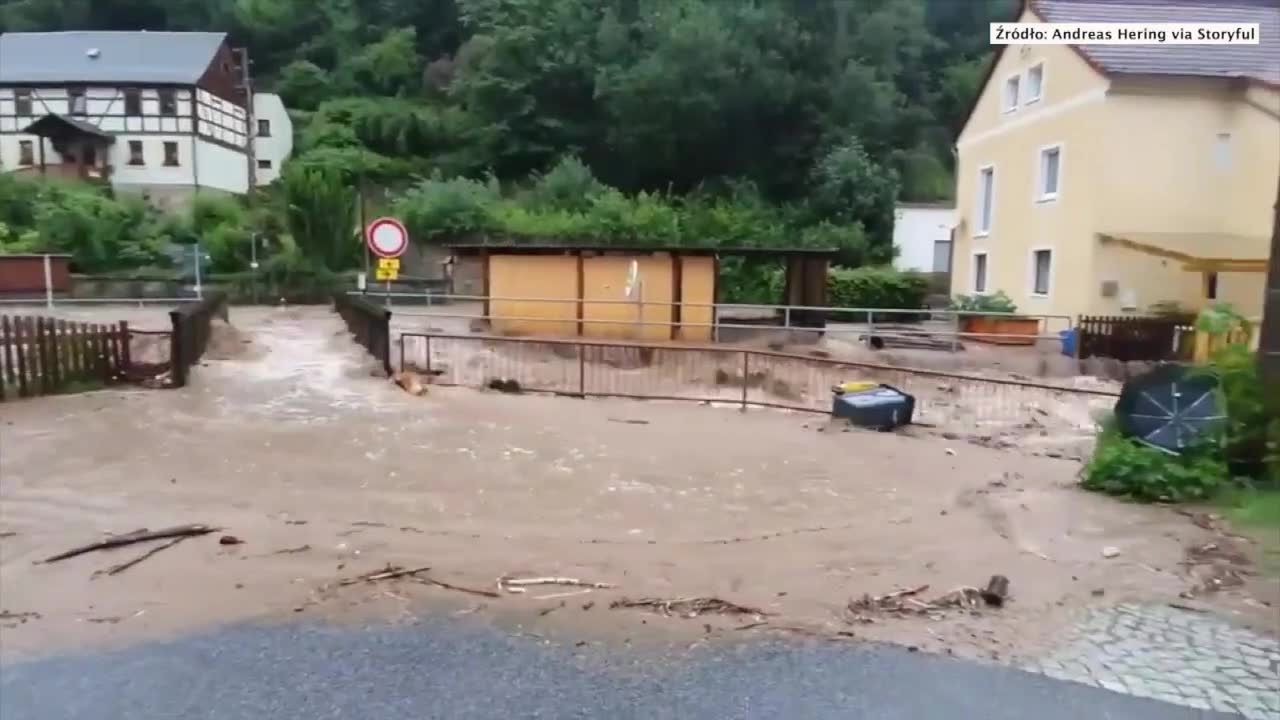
365;217;409;259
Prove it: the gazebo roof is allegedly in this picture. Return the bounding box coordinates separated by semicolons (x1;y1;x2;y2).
20;114;115;144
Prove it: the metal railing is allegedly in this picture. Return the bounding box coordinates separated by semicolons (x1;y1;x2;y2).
401;332;1117;429
334;293;392;376
169;292;229;388
368;291;1074;349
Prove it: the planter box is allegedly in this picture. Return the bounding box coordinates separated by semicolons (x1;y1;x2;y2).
960;315;1040;346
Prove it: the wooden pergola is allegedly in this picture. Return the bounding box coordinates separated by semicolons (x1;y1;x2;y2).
1097;231;1269;304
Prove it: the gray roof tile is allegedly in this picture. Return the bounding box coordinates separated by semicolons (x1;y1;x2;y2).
1033;0;1280;85
0;31;226;84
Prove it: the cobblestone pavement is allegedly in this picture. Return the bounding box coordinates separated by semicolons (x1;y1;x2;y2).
1025;604;1280;718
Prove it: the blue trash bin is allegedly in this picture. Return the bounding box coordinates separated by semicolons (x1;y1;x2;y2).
1059;328;1077;357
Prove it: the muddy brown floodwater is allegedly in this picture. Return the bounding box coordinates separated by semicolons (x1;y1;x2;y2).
0;305;1274;664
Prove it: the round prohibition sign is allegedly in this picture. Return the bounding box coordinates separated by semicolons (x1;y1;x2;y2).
366;217;409;259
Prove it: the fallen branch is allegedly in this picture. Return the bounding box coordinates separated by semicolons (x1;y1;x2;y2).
414;576;501;599
0;610;40;622
95;536;190;577
847;580;997;620
41;524;218;564
532;588;595;601
339;564;432;586
499;576;615;594
609;596;771;618
271;545;312;555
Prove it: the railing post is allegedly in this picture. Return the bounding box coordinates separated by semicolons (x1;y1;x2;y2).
951;312;960;353
866;310;875;349
425;335;432;375
169;309;185;388
740;351;749;411
578;343;586;397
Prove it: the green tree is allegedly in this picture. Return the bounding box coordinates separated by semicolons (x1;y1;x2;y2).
281;165;360;270
344;26;422;96
276;60;333;111
808;138;899;262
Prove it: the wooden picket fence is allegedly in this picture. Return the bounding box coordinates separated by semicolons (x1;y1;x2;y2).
0;315;131;401
1076;314;1195;362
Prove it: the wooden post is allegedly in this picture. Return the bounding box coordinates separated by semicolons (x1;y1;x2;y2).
1259;174;1280;400
48;319;62;390
35;317;48;395
1;316;14;399
119;321;131;376
14;318;29;397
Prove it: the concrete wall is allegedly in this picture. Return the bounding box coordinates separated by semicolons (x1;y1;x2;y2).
194;137;249;194
488;255;578;337
252;93;292;186
892;205;954;272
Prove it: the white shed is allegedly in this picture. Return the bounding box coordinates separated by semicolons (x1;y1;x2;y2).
892;203;955;273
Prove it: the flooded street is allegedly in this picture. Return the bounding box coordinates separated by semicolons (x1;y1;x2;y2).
0;305;1272;666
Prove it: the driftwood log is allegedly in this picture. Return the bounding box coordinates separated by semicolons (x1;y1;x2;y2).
41;524;219;564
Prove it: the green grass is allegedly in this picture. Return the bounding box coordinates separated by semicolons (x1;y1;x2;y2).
1217;487;1280;577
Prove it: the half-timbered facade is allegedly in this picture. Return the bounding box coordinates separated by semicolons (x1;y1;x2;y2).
0;31;292;208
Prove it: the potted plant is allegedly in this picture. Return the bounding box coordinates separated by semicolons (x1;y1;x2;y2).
950;291;1040;346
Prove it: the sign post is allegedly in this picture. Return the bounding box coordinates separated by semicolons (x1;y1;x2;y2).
365;217;409;307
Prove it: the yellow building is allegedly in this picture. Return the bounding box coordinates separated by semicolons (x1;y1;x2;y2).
953;0;1278;320
447;244;834;342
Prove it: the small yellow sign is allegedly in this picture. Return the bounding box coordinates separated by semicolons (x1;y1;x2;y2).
377;258;400;270
375;268;399;281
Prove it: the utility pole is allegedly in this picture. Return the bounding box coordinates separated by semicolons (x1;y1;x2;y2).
234;47;256;195
1259;174;1280;401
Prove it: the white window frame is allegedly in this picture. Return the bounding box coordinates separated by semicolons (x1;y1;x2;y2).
1028;247;1054;298
1024;63;1045;105
1036;143;1062;203
972;250;990;295
975;164;995;237
1002;74;1021;114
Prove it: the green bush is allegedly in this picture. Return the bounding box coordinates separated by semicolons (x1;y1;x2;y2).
1082;430;1229;502
394;174;501;242
950;290;1017;314
525;156;605;213
827;266;928;311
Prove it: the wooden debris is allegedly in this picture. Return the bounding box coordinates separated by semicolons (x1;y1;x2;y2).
609;596;771;618
95;536;190;577
499;576;615;593
219;535;244;545
532;588;596;601
86;616;122;624
0;610;40;622
41;524;218;564
393;370;428;396
351;521;389;528
415;576;501;599
846;581;1000;621
607;418;650;425
0;531;17;538
538;601;566;617
981;575;1010;607
339;564;432;586
271;545;312;555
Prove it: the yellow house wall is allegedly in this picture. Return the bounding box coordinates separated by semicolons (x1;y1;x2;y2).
677;256;714;342
582;254;674;341
1092;79;1277;317
954;3;1276;321
953;4;1109;322
488;255;579;336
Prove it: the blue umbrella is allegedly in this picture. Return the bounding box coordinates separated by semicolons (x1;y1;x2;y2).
1114;364;1226;453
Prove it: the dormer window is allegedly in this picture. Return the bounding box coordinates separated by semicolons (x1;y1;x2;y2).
1003;75;1020;113
1025;64;1044;104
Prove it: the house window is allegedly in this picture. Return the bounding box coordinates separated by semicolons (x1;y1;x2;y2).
1002;75;1020;112
257;119;271;137
68;88;87;115
124;89;142;116
1025;64;1044;104
257;159;273;169
18;140;34;166
973;252;989;293
1205;272;1219;300
163;141;180;166
14;89;33;115
977;166;995;235
128;140;145;166
1038;145;1061;201
932;240;951;273
159;89;177;116
1031;249;1052;296
1214;133;1232;170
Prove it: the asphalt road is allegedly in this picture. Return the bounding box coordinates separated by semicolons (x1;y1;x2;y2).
0;618;1236;720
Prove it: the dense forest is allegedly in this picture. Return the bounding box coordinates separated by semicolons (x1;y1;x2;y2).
0;0;1016;297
